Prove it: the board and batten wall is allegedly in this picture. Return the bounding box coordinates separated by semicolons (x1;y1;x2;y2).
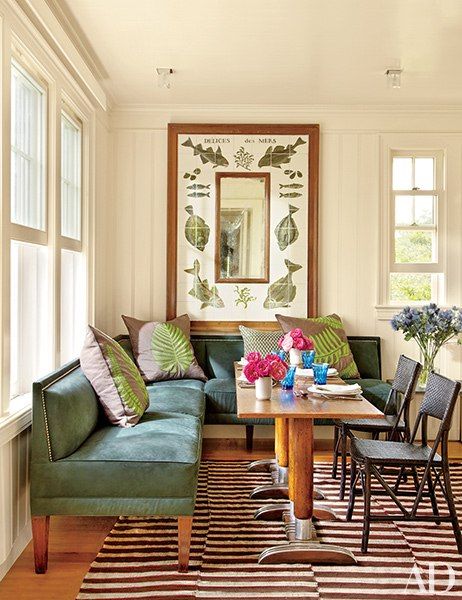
100;106;462;440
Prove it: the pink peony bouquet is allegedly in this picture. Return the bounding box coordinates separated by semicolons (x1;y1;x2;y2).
278;328;314;352
243;352;288;383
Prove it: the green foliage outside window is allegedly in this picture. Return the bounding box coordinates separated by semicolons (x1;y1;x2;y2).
391;230;433;302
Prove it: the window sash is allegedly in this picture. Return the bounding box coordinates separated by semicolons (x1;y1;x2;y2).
10;62;47;232
61;111;82;242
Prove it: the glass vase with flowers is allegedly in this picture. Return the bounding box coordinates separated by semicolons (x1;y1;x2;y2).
391;303;462;389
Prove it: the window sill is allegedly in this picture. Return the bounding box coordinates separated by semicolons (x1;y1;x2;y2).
0;394;32;446
375;304;433;321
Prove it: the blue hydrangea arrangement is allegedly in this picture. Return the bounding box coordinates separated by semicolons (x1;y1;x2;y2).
391;303;462;387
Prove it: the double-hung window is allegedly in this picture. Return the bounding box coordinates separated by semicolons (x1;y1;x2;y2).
388;151;444;304
60;111;86;364
10;62;50;401
7;59;88;411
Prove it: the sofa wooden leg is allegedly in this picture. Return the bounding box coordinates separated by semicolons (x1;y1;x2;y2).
246;425;254;452
178;516;193;572
32;516;50;574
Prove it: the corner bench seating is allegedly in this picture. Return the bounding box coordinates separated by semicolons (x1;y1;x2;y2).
30;332;391;574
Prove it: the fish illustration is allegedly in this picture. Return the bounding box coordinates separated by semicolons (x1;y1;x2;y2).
274;205;299;251
279;183;304;189
187;192;210;198
186;184;211;190
258;137;306;169
279;192;302;198
263;259;302;309
181;138;229;168
185;259;225;309
184;205;210;251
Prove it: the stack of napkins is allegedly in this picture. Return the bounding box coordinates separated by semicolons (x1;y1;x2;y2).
310;383;362;396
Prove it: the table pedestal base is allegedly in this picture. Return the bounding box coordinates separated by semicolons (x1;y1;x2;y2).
259;517;356;565
247;459;276;472
254;502;337;522
258;541;357;565
250;484;325;501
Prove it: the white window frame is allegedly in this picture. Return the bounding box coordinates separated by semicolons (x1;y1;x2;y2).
378;140;447;314
0;27;95;420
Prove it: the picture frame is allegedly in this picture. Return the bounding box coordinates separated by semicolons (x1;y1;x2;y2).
167;123;319;332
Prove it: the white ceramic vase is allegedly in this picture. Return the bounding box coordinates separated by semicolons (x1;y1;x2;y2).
255;376;272;400
289;348;302;365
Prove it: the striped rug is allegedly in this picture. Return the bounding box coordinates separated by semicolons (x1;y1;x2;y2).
77;461;462;599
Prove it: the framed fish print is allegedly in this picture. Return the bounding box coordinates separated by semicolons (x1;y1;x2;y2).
167;124;319;332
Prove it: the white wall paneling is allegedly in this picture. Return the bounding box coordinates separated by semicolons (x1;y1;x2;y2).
0;427;31;580
105;107;462;440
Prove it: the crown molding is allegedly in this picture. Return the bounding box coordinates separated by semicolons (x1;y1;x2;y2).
111;103;462;116
11;0;107;109
44;0;108;80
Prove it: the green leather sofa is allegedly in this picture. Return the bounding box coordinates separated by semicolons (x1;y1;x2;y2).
30;333;390;574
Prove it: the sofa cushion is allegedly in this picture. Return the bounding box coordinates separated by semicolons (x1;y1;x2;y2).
344;378;392;412
32;412;202;502
122;314;207;383
40;367;99;461
147;380;205;419
276;313;360;379
204;378;237;414
80;326;149;428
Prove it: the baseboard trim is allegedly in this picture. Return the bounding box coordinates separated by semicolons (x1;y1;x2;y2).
0;520;31;582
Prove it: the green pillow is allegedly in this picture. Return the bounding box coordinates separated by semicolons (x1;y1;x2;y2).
275;313;360;378
80;326;149;427
239;325;282;358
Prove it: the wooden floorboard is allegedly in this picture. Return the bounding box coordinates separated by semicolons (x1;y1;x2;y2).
1;440;462;599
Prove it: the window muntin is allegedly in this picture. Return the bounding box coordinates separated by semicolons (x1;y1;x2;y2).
61;113;82;240
11;63;46;231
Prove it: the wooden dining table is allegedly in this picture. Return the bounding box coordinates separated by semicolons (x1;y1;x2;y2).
235;363;383;564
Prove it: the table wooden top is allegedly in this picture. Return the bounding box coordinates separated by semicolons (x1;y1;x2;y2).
235;363;384;420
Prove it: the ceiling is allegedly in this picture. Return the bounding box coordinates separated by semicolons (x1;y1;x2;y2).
59;0;462;106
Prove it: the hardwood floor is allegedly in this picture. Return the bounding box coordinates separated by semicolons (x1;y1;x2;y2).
1;440;462;600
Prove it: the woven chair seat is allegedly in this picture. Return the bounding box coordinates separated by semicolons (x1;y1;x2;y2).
334;415;404;432
351;438;442;466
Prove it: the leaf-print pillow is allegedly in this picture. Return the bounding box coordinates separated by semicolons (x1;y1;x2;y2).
276;313;361;379
80;326;149;427
122;314;207;383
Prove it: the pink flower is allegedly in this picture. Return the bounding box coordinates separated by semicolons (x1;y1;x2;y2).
246;351;261;363
293;337;306;350
243;362;259;383
269;360;288;381
304;337;314;350
291;328;304;339
281;333;294;352
255;359;271;378
277;336;285;349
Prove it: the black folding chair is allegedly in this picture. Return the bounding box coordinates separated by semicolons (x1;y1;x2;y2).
346;372;462;554
332;355;421;499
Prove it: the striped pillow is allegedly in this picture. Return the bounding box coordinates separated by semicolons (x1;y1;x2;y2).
239;325;282;358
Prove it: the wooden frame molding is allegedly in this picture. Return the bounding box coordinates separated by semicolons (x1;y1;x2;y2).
215;171;271;284
167;123;319;332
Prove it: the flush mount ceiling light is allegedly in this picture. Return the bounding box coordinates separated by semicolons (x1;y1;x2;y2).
156;68;174;89
385;68;403;89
